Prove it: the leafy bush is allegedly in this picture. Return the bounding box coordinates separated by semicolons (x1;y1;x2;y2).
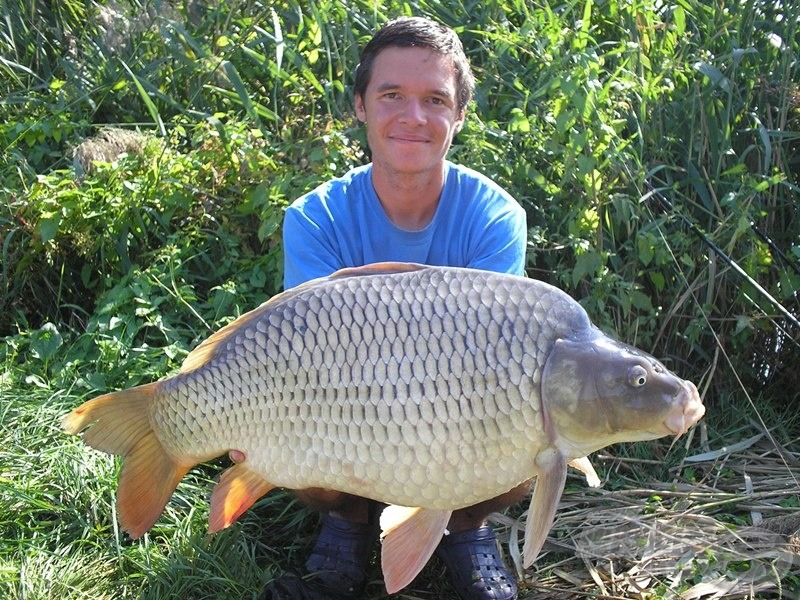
2;114;367;392
3;0;799;399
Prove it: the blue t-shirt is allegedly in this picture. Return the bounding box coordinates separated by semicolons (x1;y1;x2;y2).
283;161;527;289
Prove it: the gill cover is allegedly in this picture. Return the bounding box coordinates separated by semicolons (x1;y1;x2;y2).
541;334;686;455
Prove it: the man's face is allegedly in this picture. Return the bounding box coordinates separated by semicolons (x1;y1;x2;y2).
355;46;466;177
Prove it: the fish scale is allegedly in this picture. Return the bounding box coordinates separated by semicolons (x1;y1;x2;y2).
63;262;704;593
156;267;551;506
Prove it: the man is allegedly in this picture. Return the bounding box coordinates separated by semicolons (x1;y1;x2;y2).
263;16;528;600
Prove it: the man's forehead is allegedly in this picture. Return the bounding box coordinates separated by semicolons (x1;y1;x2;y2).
369;46;458;92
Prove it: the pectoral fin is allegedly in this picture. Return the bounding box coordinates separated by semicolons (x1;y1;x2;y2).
523;449;567;568
379;505;452;593
209;462;274;533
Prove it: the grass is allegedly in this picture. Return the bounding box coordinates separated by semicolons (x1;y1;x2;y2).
1;385;289;599
2;382;798;599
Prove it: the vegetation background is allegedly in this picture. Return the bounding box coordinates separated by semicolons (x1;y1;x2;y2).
1;0;798;598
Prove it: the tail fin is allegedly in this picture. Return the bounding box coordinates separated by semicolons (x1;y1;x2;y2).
62;384;193;538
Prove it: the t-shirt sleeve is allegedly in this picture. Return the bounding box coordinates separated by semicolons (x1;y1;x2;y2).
282;201;343;289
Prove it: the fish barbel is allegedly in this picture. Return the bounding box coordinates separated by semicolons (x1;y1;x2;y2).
63;262;705;593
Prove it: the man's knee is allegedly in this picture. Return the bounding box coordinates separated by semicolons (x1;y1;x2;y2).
293;489;372;523
448;480;531;532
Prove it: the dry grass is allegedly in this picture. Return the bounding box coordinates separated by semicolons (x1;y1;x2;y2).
71;127;152;175
488;431;800;599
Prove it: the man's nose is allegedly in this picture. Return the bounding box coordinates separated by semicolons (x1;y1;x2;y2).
399;98;426;124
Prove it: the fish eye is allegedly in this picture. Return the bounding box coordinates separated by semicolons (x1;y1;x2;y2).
628;365;648;387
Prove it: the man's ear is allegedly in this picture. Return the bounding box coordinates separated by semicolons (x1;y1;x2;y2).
454;108;467;134
355;94;367;123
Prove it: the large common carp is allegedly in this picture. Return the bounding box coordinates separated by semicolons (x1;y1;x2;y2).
63;263;704;593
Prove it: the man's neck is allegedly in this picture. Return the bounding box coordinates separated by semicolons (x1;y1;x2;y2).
371;163;446;231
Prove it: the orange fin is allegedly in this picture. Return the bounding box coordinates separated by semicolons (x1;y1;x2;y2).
379;506;451;594
118;431;193;537
62;384;195;538
568;456;601;488
208;463;274;533
523;449;567;568
329;262;427;279
179;310;263;374
62;383;156;451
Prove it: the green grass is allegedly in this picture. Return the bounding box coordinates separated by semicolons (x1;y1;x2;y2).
1;386;298;599
3;384;798;598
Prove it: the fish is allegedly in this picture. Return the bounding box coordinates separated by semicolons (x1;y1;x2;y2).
62;262;705;593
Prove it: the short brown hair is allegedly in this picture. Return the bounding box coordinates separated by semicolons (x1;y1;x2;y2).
354;16;475;113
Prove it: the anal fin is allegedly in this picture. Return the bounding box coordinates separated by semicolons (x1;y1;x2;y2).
379;506;452;594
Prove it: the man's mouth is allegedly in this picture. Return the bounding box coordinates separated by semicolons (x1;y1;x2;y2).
390;134;428;143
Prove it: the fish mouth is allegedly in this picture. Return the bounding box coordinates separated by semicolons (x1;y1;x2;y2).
663;381;705;436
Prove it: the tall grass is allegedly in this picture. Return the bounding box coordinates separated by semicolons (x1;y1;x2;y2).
1;0;799;597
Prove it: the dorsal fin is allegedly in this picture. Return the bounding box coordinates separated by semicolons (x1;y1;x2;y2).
329;262;428;279
180;262;429;374
178;281;318;374
179;305;267;374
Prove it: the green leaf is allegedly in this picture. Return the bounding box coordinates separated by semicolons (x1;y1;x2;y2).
572;250;602;286
693;61;731;93
509;108;531;133
648;270;665;291
119;59;165;136
631;290;653;311
637;235;654;266
30;323;63;362
672;5;686;36
37;214;61;243
222;60;263;126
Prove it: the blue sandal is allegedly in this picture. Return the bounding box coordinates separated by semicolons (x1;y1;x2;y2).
259;513;377;599
303;513;378;597
436;525;518;600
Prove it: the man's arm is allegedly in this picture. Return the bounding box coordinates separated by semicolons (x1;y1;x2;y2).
465;203;528;277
